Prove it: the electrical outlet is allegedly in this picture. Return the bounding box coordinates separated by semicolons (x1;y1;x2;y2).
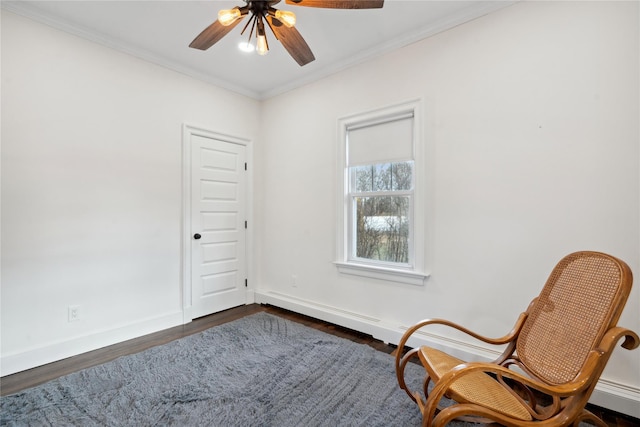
291;274;298;288
68;305;80;322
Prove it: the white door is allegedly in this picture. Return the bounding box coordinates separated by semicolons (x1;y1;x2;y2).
190;133;247;319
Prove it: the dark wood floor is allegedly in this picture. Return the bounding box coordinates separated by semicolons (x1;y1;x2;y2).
1;304;638;427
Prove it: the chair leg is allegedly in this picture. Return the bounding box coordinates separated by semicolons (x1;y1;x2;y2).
397;347;421;402
422;374;432;401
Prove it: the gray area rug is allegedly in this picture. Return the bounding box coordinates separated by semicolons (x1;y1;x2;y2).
0;312;443;426
0;312;593;426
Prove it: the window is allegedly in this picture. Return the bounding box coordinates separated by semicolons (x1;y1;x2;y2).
336;100;428;285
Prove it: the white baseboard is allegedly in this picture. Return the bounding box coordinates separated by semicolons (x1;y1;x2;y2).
591;379;640;419
1;310;184;377
254;289;640;419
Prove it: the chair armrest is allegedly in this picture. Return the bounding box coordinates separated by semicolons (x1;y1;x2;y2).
598;326;639;352
394;312;528;381
396;312;528;355
561;326;640;390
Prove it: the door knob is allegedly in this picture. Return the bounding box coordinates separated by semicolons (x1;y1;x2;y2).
193;233;201;240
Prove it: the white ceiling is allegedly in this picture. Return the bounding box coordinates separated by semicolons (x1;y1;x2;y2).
3;0;515;99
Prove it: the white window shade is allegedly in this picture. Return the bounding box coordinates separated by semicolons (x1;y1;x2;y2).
347;113;413;166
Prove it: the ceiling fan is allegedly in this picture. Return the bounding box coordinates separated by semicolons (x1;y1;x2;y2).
189;0;384;66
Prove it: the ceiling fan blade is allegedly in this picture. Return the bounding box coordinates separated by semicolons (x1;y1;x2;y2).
189;17;245;50
285;0;383;9
266;16;315;66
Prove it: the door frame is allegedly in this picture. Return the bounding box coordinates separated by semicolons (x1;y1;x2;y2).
181;123;253;324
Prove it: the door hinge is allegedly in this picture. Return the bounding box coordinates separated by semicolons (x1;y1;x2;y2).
245;220;247;229
245;279;248;287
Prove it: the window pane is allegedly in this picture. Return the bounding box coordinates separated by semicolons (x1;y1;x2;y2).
354;196;409;263
354;165;373;192
391;162;413;190
351;161;413;192
373;163;391;191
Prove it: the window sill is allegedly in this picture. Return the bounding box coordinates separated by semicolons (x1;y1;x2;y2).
334;262;428;286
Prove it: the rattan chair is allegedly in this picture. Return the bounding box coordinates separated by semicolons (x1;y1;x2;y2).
395;251;639;427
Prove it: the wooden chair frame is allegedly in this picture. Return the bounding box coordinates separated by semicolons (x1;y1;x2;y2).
395;251;639;427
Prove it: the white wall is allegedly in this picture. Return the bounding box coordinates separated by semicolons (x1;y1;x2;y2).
255;1;640;416
1;11;260;374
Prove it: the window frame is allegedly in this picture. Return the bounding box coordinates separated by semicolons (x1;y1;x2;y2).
335;100;428;286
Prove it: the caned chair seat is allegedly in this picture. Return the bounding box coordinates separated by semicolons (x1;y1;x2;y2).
396;251;639;427
419;346;532;421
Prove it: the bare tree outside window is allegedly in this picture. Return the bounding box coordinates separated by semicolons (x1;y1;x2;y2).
351;162;412;264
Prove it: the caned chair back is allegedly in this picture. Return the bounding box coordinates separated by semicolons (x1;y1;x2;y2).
516;251;632;385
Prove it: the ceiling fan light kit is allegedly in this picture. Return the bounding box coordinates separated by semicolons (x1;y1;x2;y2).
274;10;297;27
256;19;269;56
217;7;245;26
189;0;384;66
